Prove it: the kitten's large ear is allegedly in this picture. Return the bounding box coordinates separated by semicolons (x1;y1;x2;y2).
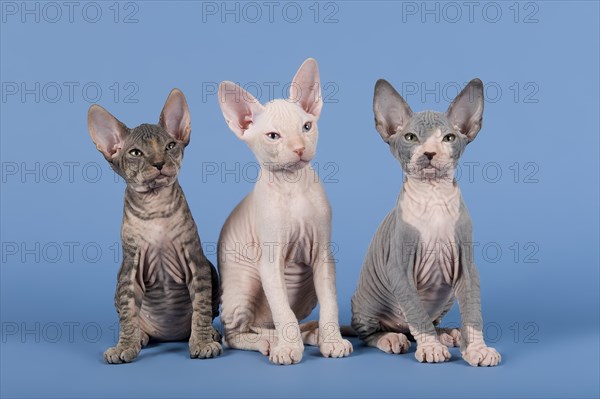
373;79;413;143
218;81;264;139
289;58;322;118
88;104;128;160
446;78;484;142
159;88;191;145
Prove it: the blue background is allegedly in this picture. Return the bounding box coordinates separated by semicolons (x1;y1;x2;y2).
1;1;598;398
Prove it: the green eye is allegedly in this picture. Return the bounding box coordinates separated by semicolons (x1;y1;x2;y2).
404;133;417;142
166;142;176;150
303;122;312;132
443;134;456;142
129;149;143;157
266;132;281;140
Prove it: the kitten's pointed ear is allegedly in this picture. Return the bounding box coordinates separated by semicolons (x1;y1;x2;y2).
289;58;322;118
373;79;413;143
446;78;484;142
88;104;128;160
159;88;191;145
218;81;264;139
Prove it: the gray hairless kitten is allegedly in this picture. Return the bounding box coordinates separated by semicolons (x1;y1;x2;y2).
351;79;501;367
88;89;221;363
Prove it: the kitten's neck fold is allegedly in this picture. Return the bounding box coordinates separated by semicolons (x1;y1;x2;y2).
124;181;185;219
256;164;316;191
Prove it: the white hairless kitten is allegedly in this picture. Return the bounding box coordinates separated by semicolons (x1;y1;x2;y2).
217;58;352;365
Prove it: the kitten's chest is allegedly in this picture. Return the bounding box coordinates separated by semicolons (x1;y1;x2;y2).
132;216;190;286
399;184;461;286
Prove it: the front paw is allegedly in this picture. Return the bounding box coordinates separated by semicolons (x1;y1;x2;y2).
320;337;353;358
415;341;451;363
269;342;304;365
189;337;223;359
462;344;501;367
104;344;141;364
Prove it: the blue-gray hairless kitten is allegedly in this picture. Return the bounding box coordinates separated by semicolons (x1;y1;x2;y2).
351;79;501;366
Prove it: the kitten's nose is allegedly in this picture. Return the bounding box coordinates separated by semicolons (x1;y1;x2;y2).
424;152;436;160
153;161;164;171
293;147;305;157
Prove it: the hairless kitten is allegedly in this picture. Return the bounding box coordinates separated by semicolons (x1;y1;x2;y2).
88;89;221;363
351;79;501;367
216;59;353;365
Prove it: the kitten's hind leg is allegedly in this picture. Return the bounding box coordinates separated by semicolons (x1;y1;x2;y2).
225;330;271;355
436;327;461;347
351;312;411;354
226;322;318;353
140;331;150;347
300;320;319;346
367;332;411;354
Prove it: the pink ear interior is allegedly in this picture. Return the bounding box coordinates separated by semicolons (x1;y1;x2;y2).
218;81;264;138
159;89;191;145
446;79;484;141
289;58;322;117
88;105;127;159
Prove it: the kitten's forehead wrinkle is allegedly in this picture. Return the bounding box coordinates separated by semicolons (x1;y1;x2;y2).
126;123;170;147
409;111;452;137
259;99;307;135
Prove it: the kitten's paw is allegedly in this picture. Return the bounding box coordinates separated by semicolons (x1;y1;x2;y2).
104;344;140;364
462;344;501;367
320;337;353;358
268;342;304;365
437;328;461;347
189;339;223;359
140;331;150;348
415;341;451;363
376;333;411;354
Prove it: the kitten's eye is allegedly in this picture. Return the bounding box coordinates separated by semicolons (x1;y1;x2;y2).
129;149;143;157
303;122;312;132
166;142;176;150
266;132;281;141
443;134;456;142
404;133;417;142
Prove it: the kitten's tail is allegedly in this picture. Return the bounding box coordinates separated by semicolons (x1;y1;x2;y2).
340;325;358;337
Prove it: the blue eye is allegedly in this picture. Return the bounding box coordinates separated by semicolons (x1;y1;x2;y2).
129;149;143;157
266;132;280;140
303;122;312;132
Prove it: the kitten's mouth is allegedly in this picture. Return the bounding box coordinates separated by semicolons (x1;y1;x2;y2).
142;170;176;189
285;159;310;170
420;161;438;171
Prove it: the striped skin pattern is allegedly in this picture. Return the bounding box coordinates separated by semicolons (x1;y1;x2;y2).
351;79;501;367
216;59;352;365
88;89;221;364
